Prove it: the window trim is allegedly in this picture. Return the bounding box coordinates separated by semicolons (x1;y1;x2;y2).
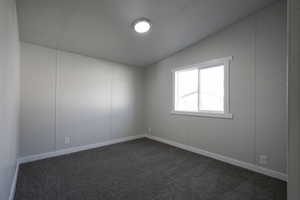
171;56;233;119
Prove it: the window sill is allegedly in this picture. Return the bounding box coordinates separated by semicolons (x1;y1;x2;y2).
170;111;233;119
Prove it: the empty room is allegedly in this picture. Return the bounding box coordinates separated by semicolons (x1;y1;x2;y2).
1;0;300;199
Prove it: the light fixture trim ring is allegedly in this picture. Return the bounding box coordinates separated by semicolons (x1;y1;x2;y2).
132;18;152;34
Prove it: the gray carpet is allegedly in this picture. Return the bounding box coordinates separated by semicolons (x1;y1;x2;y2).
15;138;286;200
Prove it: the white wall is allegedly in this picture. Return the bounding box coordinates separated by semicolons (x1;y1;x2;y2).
0;0;20;199
288;0;300;198
20;43;144;156
145;1;287;174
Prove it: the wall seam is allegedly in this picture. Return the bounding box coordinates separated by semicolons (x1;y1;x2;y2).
253;13;258;167
284;0;289;180
54;49;59;150
109;66;113;140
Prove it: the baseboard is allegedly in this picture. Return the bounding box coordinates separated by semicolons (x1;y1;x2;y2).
145;135;287;181
18;134;146;164
9;162;19;200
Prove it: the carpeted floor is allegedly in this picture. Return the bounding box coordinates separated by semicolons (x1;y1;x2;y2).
15;138;286;200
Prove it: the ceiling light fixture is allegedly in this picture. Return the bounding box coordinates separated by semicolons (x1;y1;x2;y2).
132;18;151;34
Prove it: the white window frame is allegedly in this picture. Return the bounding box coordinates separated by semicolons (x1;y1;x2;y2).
171;56;233;119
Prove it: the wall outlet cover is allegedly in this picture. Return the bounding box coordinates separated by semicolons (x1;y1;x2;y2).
64;136;71;144
258;155;268;165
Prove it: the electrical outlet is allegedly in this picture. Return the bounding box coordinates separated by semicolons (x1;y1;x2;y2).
64;136;71;144
148;128;152;134
258;155;268;165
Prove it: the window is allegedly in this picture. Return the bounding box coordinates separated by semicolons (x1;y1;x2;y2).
172;57;232;119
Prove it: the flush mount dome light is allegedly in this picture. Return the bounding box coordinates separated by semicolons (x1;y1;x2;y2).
132;18;151;34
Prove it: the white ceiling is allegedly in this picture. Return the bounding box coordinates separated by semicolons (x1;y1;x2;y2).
17;0;277;67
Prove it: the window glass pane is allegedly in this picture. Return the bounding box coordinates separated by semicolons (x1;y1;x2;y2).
199;65;224;112
175;69;198;112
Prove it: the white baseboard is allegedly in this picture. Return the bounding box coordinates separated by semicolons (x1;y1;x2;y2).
9;162;19;200
18;134;146;164
145;135;287;181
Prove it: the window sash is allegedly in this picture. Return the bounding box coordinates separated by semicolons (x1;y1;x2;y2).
172;57;232;115
174;69;199;112
198;65;225;112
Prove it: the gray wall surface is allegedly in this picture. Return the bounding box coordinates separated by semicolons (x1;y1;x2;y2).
145;1;287;174
20;43;144;156
288;0;300;199
0;0;20;199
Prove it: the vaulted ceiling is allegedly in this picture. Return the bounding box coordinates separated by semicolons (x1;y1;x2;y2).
17;0;277;67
